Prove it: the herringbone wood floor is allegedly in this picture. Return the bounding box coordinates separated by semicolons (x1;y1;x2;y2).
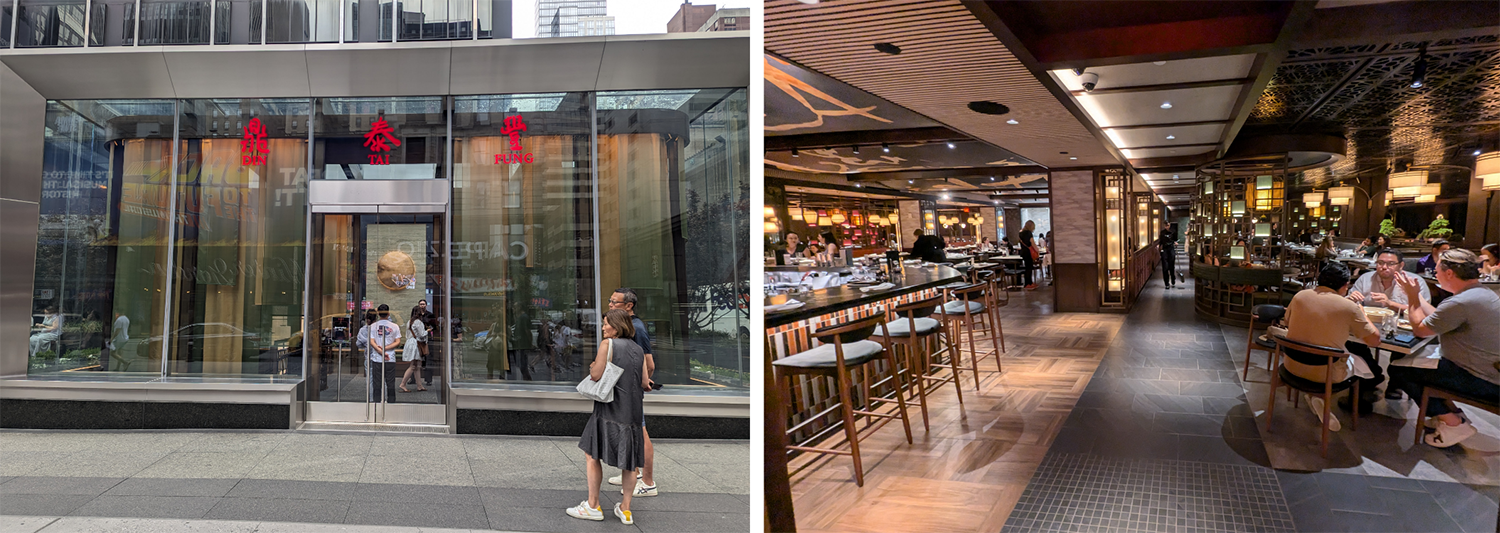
784;286;1126;533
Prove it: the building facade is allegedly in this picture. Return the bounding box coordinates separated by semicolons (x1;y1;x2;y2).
665;0;713;33
0;11;751;437
534;0;605;38
697;7;746;32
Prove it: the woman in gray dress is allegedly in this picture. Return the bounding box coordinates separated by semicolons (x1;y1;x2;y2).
567;308;647;525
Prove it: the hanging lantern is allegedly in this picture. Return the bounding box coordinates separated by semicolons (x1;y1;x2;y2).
816;215;832;226
763;220;778;233
1419;183;1441;197
763;206;776;218
1389;170;1428;190
830;210;847;224
803;208;818;221
789;208;804;222
1478;152;1500;191
851;210;864;226
1415;194;1436;204
1327;186;1354;206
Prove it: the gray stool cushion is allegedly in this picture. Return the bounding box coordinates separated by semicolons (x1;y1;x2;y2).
772;340;885;369
874;317;940;337
942;300;985;315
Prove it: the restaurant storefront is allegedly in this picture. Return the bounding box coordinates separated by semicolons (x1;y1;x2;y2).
0;33;751;436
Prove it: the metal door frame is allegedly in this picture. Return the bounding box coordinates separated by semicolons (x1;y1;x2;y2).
302;210;448;427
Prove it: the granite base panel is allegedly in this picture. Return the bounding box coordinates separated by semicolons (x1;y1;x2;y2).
456;409;748;439
0;399;290;430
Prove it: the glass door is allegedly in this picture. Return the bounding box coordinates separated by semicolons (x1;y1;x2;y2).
306;213;447;425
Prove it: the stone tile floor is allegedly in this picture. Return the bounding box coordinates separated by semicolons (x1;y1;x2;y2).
1002;257;1498;533
0;430;747;532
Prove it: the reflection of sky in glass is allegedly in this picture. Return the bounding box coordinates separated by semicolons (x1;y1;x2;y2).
597;90;698;111
454;94;566;113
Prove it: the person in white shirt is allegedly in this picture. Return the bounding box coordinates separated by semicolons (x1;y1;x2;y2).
29;306;62;357
104;312;130;370
400;306;429;393
1341;248;1431;412
369;304;403;403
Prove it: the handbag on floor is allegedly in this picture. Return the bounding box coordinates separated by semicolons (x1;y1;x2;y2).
576;339;622;403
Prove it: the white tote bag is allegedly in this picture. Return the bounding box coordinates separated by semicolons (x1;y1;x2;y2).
576;339;623;403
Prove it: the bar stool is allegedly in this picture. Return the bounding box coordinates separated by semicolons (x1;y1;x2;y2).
771;314;913;487
937;282;1004;390
874;295;964;432
1242;304;1285;382
1264;334;1360;458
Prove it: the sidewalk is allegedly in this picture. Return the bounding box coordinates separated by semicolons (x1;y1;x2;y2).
0;430;748;533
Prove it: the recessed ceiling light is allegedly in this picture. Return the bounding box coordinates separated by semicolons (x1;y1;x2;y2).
968;101;1011;115
795;0;819;4
990;176;995;181
1475;149;1483;156
791;148;799;157
1070;157;1078;160
855;183;863;188
1006;119;1019;125
852;145;860;154
908;180;914;184
1173;174;1179;178
882;143;890;152
873;42;901;55
1153;61;1167;66
1160;102;1173;109
947;142;956;149
1166;135;1176;140
942;194;951;200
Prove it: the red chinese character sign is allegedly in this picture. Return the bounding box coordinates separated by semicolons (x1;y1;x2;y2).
364;116;401;165
494;115;534;165
241;117;269;166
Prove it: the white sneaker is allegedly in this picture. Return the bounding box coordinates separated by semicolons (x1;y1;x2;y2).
607;469;643;486
565;501;602;521
1425;421;1479;448
1306;394;1341;432
621;482;658;497
614;503;634;525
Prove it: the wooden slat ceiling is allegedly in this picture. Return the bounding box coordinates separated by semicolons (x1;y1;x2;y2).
765;0;1115;169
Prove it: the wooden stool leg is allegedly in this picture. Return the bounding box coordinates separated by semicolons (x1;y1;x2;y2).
987;308;1002;373
885;348;914;444
1265;370;1280;434
835;368;864;487
1242;327;1256;381
908;342;930;433
1416;389;1432;447
941;332;965;406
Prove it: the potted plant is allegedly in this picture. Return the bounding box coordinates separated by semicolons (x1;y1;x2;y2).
1416;215;1454;241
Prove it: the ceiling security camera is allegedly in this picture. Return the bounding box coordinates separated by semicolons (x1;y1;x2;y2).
1079;71;1099;92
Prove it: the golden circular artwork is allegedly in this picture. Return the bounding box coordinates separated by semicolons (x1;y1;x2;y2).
377;251;417;291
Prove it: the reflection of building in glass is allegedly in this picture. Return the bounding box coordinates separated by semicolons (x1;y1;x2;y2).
534;0;605;38
577;15;613;36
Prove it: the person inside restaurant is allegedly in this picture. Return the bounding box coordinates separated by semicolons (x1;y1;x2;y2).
1418;239;1451;273
818;232;842;259
1020;220;1039;290
1342;248;1430;411
785;232;807;257
1388;249;1500;449
911;228;947;263
1277;262;1384;431
1479;243;1499;277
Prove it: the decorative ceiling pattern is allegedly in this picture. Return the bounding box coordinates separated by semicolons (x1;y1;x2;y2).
764;54;940;136
1246;34;1500;186
762;140;1036;175
765;0;1115;168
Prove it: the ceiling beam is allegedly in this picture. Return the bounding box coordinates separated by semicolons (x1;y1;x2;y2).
841;166;1052;183
1294;1;1500;49
764;126;969;152
1068;78;1252;96
988;193;1051;200
1217;1;1320;158
1122;142;1220;151
1102;120;1228;131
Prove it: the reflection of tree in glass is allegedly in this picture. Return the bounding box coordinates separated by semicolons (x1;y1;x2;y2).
682;182;750;333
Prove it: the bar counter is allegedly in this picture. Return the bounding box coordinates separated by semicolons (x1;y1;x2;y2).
765;264;965;328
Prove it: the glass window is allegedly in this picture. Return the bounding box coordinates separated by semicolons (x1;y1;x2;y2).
399;0;470;41
313;97;445;179
15;0;87;47
138;0;211;44
89;0;137;46
29;100;177;376
344;0;393;42
451;92;596;384
597;88;750;390
3;3;15;47
213;0;262;44
165;98;310;377
475;0;509;39
266;0;338;43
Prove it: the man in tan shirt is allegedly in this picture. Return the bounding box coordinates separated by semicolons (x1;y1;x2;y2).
1281;262;1384;430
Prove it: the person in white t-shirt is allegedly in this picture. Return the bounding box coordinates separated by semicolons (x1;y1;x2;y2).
104;312;130;370
369;304;403;403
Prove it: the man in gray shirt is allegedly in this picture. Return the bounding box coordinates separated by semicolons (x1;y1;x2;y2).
1388;249;1500;449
